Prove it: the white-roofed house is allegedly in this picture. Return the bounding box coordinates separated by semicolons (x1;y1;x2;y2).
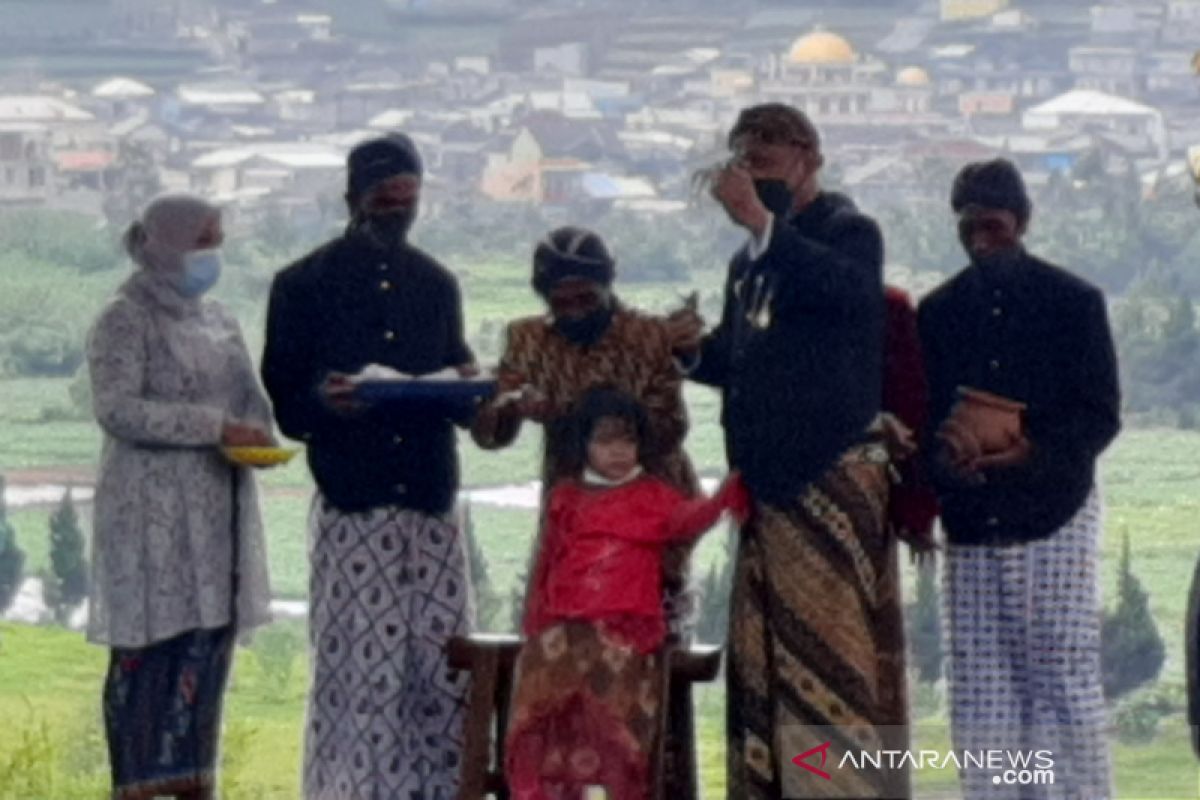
527;91;602;121
0;96;107;151
177;83;267;114
367;109;417;131
92;78;155;100
1023;89;1167;158
617;129;695;164
91;77;157;119
580;171;656;201
270;89;320;124
454;56;491;76
190;142;345;210
331;77;437;129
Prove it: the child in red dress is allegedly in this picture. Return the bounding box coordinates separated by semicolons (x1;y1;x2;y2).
505;388;748;800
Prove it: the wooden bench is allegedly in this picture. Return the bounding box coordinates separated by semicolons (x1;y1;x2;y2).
448;633;722;800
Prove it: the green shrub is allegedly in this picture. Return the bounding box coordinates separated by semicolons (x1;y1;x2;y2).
910;675;943;721
0;324;84;378
1112;683;1183;746
45;489;88;624
906;559;944;684
1101;532;1166;700
0;476;25;615
695;530;734;646
250;623;305;702
0;210;120;275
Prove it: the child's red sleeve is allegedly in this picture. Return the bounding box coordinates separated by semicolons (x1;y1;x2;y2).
663;474;749;541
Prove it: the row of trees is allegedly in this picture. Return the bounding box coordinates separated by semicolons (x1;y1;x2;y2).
0;477;89;626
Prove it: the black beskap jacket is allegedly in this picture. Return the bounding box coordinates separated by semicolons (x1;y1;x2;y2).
261;232;474;515
917;251;1120;545
691;192;885;506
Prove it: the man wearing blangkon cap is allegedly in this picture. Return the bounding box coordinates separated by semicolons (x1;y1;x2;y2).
676;103;908;799
262;133;476;799
919;158;1120;799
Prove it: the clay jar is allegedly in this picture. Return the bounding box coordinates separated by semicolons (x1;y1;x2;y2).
951;386;1027;454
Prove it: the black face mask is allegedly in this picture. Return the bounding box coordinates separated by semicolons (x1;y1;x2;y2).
754;179;794;218
357;209;416;249
553;304;615;347
970;246;1024;276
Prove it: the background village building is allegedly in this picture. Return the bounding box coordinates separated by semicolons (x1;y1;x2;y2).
1162;0;1200;44
941;0;1011;22
0;0;1194;230
0;97;106;152
760;30;880;119
90;78;156;121
0;123;54;206
1022;88;1169;159
189;141;344;203
1069;47;1141;97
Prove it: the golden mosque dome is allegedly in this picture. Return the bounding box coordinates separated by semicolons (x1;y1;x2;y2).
786;30;857;65
896;66;931;87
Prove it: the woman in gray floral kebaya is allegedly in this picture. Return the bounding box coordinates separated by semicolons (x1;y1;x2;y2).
86;194;274;800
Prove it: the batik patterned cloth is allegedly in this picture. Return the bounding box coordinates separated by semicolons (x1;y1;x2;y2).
506;621;663;800
726;441;910;800
474;305;695;493
103;625;235;800
303;498;474;800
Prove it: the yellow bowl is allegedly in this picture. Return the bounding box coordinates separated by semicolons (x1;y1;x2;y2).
222;446;300;467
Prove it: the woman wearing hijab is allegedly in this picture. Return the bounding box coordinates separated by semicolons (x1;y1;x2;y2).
86;193;274;800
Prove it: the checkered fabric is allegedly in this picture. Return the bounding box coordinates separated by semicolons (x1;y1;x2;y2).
946;490;1111;800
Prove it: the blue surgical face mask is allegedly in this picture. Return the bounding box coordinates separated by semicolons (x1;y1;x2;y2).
175;249;222;298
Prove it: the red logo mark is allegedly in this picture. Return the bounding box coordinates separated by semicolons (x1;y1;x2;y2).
792;741;833;780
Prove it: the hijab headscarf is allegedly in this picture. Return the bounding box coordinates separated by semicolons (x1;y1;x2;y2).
115;194;226;377
121;193;221;317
